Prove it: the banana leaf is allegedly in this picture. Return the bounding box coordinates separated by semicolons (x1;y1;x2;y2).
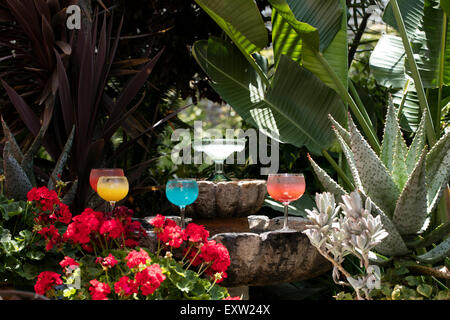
192;37;346;155
372;0;450;88
269;0;348;93
194;0;268;55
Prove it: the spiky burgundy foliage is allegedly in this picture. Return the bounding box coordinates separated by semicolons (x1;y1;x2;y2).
0;1;164;211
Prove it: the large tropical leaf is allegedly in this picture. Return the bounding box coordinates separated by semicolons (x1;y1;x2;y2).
286;0;343;52
369;35;407;89
193;0;269;85
372;0;450;89
383;0;425;39
194;0;268;55
392;82;422;132
272;7;302;66
409;0;445;88
192;37;346;155
269;0;347;92
440;0;450;15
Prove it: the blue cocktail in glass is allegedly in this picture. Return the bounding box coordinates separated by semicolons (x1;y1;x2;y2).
166;179;199;228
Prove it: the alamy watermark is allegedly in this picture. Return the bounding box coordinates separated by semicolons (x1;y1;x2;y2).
66;5;81;30
170;121;280;175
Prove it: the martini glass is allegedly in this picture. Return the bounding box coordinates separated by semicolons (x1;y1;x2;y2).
267;174;305;231
97;176;129;212
90;168;124;192
193;138;245;181
166;179;199;228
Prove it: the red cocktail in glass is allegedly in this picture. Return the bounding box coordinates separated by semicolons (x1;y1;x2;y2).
267;173;305;230
89;168;124;192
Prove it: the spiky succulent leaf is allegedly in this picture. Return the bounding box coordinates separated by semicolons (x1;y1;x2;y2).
381;100;406;172
21;124;48;188
425;130;450;214
3;143;33;201
1;117;24;163
61;180;78;206
416;237;450;264
391;132;409;191
331;125;363;190
328;114;350;144
409;221;450;248
356;190;410;256
379;100;408;190
392;147;428;235
348;115;400;217
308;154;347;200
406;109;426;175
48;126;75;190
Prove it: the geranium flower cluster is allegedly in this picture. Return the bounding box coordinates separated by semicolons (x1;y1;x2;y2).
34;250;166;300
63;206;145;253
27;186;145;254
31;200;233;300
149;214;230;283
27;187;72;251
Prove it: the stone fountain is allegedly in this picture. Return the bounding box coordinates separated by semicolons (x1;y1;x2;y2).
139;181;330;299
140;139;331;299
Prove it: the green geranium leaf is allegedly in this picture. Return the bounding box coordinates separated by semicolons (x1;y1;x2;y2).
416;284;433;298
26;251;45;260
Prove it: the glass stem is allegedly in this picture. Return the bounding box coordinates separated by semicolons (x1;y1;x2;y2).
110;201;116;213
214;161;224;174
284;203;289;229
180;206;186;229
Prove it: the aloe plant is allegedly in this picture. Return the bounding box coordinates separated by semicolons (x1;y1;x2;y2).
1;117;77;205
308;101;450;263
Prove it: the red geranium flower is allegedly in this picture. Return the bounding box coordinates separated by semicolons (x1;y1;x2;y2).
34;271;63;296
95;253;118;268
135;264;166;296
223;296;241;300
158;223;184;248
183;223;209;243
55;203;72;225
125;248;151;269
89;280;111;300
59;256;79;271
27;187;60;212
199;240;231;277
114;276;138;297
63;208;103;244
149;214;166;229
99;218;125;239
38;224;61;251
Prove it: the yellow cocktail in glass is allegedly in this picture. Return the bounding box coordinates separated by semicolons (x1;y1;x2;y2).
97;176;129;211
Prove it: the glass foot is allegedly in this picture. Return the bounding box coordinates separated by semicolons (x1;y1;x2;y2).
279;226;298;233
207;172;231;182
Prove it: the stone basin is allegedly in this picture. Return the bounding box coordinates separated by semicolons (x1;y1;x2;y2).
179;180;267;219
139;215;331;288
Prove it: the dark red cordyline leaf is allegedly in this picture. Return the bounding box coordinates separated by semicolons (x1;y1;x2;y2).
33;0;51;24
102;91;147;142
105;48;164;130
1;79;41;135
55;50;74;135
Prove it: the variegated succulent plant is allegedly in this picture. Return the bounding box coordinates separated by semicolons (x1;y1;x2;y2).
1;117;77;205
303;191;387;300
308;102;450;264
